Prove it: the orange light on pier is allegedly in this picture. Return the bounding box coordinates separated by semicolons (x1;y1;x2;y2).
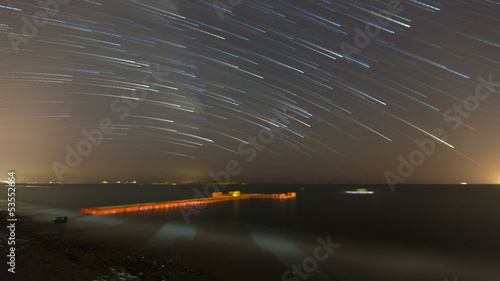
81;191;296;215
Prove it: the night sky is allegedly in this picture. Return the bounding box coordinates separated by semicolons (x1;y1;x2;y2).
0;0;499;184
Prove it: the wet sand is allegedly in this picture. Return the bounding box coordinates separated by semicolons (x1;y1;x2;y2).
0;210;225;281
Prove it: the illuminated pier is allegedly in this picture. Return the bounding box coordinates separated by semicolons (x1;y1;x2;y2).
81;191;296;215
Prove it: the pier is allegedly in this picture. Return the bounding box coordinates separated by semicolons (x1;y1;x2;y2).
81;191;296;215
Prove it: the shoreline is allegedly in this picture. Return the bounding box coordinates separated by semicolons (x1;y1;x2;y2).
0;211;225;281
2;186;500;281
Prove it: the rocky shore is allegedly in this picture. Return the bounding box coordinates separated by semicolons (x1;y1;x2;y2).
0;211;224;281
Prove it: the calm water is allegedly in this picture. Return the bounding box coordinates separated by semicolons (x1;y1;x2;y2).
2;184;500;281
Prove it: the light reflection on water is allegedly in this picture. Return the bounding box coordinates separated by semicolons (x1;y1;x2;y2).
1;184;500;280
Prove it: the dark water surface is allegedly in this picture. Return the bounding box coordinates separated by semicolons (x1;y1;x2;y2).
2;184;499;281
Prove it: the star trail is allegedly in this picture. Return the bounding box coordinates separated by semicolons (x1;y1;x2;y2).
0;0;498;183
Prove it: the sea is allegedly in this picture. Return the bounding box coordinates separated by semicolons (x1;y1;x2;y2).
1;184;499;281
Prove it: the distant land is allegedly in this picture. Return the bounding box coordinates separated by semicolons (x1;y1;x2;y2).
0;180;249;185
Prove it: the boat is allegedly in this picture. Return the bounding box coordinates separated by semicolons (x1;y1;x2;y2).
341;188;374;195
